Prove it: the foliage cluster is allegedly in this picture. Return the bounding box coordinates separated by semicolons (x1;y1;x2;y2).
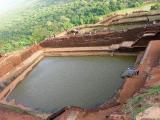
151;3;160;10
0;0;144;53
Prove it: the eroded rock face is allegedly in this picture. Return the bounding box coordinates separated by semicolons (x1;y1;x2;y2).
48;105;122;120
0;45;41;78
145;67;160;87
108;114;131;120
0;106;42;120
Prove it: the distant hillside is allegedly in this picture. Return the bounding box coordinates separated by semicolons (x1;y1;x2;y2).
36;0;73;5
0;0;147;53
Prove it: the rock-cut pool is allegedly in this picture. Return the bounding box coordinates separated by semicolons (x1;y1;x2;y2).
7;56;136;112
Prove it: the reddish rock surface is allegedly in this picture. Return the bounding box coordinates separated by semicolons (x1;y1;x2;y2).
55;106;122;120
0;107;42;120
40;25;160;48
0;45;41;78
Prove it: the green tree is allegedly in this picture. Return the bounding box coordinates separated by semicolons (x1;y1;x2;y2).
30;26;49;44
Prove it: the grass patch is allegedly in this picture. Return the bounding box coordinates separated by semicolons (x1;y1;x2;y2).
101;2;158;20
124;86;160;119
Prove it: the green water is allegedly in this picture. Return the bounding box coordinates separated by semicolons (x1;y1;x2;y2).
7;56;136;112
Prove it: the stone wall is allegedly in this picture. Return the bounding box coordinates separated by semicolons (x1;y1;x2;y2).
40;25;160;49
0;45;43;100
0;45;41;79
40;28;143;48
118;40;160;103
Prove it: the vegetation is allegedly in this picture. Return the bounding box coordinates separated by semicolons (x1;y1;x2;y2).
0;0;145;53
124;86;160;119
150;3;160;10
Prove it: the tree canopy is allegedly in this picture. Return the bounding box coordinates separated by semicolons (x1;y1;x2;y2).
0;0;144;53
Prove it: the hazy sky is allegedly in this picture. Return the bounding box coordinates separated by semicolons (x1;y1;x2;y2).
0;0;24;14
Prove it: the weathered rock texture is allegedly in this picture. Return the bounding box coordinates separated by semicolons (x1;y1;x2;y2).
40;25;160;49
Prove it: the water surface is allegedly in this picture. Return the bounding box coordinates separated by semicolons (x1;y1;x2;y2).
7;56;136;112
